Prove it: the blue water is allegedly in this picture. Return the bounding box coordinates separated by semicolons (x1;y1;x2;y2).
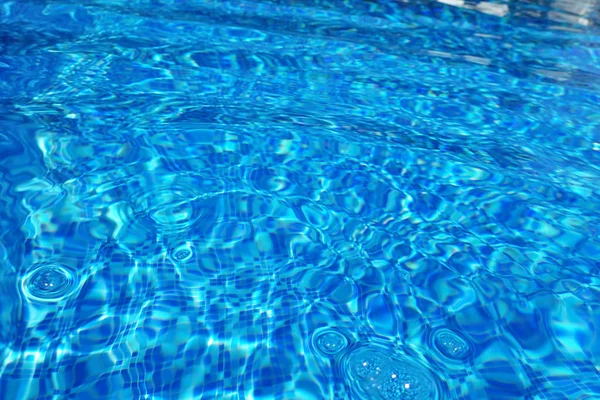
1;0;600;398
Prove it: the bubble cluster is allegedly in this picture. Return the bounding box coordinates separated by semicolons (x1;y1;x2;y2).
171;244;193;262
22;264;78;303
432;329;472;360
343;346;439;400
313;329;348;356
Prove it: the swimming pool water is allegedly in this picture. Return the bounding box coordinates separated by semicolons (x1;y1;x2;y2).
1;0;600;398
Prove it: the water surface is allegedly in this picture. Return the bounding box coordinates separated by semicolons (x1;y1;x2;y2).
1;0;600;399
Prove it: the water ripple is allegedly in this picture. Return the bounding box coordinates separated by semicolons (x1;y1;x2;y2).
342;344;441;400
21;263;78;303
2;0;600;398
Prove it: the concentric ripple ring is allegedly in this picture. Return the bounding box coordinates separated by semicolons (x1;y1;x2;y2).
21;264;79;303
312;329;349;357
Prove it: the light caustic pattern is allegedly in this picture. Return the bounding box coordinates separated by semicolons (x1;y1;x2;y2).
1;0;600;399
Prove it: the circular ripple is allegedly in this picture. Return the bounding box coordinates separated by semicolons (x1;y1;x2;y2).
128;175;213;235
21;264;78;303
432;328;472;361
342;346;439;400
171;244;193;263
136;189;199;232
313;329;348;356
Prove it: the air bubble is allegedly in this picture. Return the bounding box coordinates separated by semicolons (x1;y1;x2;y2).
343;346;439;400
171;244;193;262
432;329;472;360
313;330;348;356
22;264;78;303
